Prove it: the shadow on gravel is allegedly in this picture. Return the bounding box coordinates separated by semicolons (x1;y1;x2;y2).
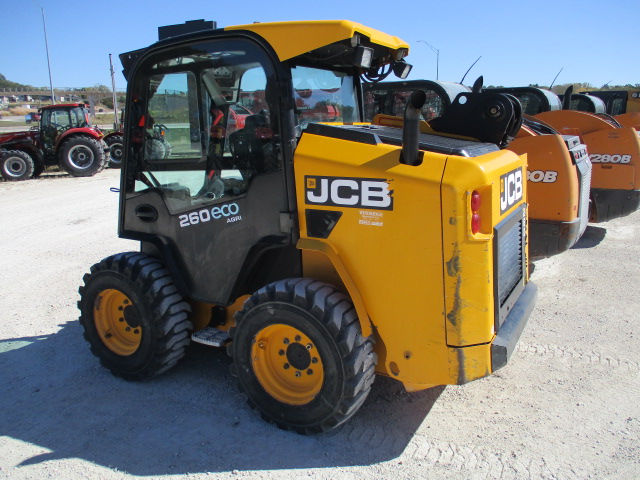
0;320;443;475
572;225;607;249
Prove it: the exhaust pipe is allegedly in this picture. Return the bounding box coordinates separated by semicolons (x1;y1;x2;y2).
400;90;427;166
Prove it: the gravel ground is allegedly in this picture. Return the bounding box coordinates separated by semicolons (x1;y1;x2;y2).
1;169;638;480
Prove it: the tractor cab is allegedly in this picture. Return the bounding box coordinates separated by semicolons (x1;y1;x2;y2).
38;103;92;153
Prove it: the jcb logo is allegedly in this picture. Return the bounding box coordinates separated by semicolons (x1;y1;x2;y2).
590;154;631;164
305;176;393;210
500;168;523;214
528;170;558;183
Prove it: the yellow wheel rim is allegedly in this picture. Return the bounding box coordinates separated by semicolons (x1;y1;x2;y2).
94;289;142;356
251;324;324;405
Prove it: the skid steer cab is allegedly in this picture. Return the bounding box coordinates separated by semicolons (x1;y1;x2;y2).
488;86;640;222
363;79;592;260
78;19;536;434
576;89;640;130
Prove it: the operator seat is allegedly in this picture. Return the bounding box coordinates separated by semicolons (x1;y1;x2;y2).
228;110;277;177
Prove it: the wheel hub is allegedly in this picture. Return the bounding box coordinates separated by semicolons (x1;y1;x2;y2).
7;160;26;176
94;289;141;356
251;324;324;405
286;342;311;370
68;145;94;169
123;305;141;328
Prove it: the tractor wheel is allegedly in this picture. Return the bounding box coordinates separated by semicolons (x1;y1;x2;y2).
162;140;172;159
229;278;377;434
78;252;193;380
105;135;124;168
0;150;34;181
59;136;106;177
32;160;45;178
144;138;166;160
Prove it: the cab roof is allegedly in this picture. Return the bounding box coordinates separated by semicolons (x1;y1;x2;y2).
121;19;410;80
41;103;86;110
225;20;409;62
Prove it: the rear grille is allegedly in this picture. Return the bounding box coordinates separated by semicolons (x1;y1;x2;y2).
563;137;592;237
494;206;526;331
576;157;592;237
564;137;592;238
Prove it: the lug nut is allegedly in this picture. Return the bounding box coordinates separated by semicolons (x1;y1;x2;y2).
278;349;285;356
295;335;301;342
311;357;318;364
125;327;131;332
134;329;139;334
306;343;313;350
283;363;290;369
283;338;290;345
307;369;313;375
119;317;124;322
294;371;301;377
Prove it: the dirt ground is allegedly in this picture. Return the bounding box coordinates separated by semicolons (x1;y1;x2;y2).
0;169;638;480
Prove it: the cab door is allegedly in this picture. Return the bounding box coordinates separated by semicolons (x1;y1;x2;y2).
40;108;69;154
120;37;297;304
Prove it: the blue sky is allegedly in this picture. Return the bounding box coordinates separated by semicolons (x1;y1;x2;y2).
1;0;638;90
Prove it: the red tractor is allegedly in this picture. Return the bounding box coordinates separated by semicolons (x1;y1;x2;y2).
0;103;108;181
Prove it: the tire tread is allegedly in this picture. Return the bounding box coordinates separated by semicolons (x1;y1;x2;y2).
78;252;192;380
231;278;376;434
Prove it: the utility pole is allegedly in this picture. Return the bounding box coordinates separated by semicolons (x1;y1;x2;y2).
32;0;55;104
417;40;439;80
109;54;119;128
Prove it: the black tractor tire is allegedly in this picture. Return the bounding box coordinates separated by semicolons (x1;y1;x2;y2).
144;138;166;160
32;161;45;178
0;150;34;181
162;140;172;159
229;278;377;434
58;135;106;177
104;135;124;168
78;252;193;380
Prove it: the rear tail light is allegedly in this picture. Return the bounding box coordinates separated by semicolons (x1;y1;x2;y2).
471;190;481;211
472;213;481;234
471;190;481;234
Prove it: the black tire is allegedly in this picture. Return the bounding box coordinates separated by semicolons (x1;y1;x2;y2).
58;135;106;177
104;134;124;168
0;150;34;181
78;252;193;380
162;140;172;159
144;138;166;160
229;278;377;434
32;160;45;178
